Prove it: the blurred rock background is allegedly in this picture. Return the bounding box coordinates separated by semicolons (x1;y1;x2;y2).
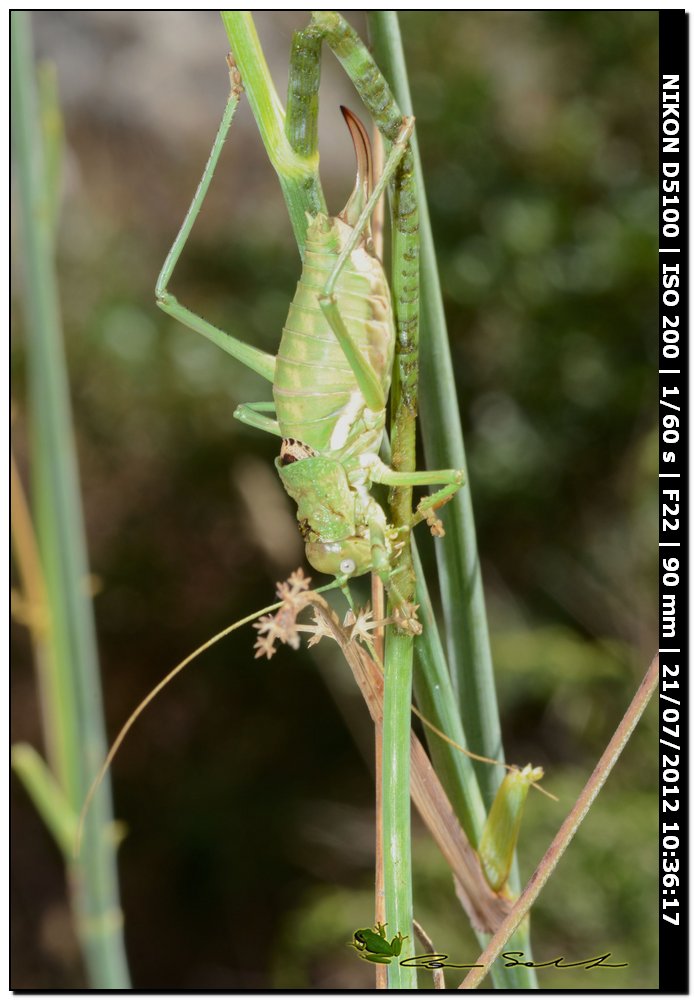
11;11;658;990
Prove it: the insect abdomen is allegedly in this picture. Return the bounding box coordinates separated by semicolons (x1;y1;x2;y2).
274;214;395;454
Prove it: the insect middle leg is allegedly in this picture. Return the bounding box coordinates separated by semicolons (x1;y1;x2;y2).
233;401;281;437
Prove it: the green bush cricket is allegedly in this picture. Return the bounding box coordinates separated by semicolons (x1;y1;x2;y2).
155;17;464;633
78;18;553;988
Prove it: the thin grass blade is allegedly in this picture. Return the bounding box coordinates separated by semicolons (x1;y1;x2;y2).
11;12;130;987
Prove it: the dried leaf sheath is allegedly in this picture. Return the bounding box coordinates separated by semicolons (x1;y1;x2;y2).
310;604;510;935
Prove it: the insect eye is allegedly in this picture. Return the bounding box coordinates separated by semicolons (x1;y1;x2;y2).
340;558;356;575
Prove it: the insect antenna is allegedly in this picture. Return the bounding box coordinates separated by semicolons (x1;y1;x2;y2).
75;578;344;856
409;704;558;802
348;626;556;802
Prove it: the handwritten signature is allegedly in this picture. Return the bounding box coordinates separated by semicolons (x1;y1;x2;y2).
399;951;628;971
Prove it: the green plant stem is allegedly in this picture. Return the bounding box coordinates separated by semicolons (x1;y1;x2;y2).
459;654;659;989
306;14;421;986
367;13;536;989
221;15;420;985
381;630;416;988
220;11;326;254
367;12;503;806
11;744;77;857
11;12;130;987
37;61;64;238
378;433;486;845
413;546;486;844
220;12;536;989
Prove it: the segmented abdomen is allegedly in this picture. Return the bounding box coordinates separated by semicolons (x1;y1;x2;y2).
274;213;395;455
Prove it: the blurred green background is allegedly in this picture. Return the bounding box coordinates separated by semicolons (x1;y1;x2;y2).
11;11;658;990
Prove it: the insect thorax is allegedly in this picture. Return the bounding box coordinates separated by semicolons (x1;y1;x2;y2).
274;451;376;578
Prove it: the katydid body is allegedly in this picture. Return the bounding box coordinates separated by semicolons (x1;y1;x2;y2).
78;19;543;990
156;44;464;630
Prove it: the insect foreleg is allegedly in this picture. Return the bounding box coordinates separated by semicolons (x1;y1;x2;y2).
364;504;390;583
155;58;276;384
362;500;419;630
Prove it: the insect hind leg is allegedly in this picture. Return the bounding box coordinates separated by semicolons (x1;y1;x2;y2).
155;57;276;384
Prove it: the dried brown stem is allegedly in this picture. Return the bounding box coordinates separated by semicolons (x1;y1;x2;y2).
311;604;509;934
458;653;659;989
